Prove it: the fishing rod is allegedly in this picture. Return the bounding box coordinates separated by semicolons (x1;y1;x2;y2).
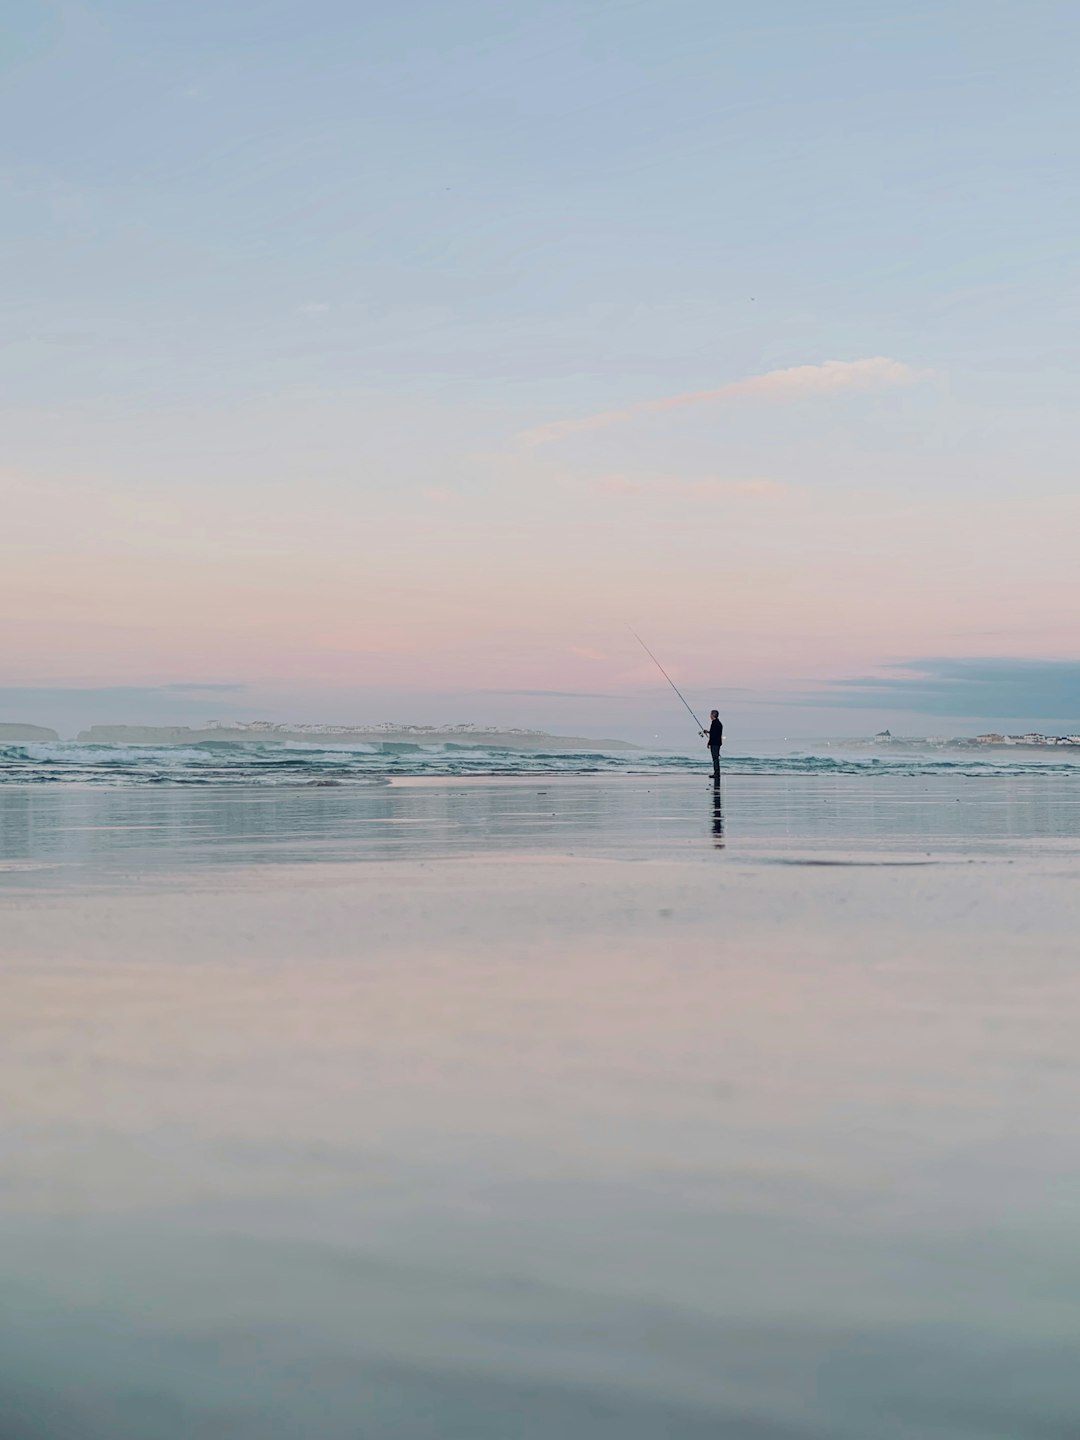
628;627;706;736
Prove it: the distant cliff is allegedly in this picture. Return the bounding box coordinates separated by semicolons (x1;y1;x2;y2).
75;724;637;751
0;723;60;742
78;726;207;744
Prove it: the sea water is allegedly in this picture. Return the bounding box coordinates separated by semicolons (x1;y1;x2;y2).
3;737;1080;786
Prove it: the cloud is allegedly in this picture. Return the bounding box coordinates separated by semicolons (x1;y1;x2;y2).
1;685;247;701
159;682;247;693
592;473;787;501
294;302;331;316
812;658;1080;725
594;474;646;496
482;689;635;701
674;476;786;500
521;358;929;446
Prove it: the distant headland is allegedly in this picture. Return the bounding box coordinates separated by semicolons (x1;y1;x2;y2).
0;723;60;742
71;722;638;752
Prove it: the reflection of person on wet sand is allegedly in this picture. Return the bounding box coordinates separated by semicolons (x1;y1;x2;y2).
706;710;723;783
712;786;725;848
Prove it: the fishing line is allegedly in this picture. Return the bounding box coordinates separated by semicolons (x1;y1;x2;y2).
628;627;706;735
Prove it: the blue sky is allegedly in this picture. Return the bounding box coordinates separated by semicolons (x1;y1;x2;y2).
3;1;1079;740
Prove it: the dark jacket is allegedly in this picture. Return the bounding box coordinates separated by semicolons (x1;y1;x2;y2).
707;719;723;748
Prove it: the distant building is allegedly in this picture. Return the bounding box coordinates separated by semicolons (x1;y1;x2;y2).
975;733;1005;744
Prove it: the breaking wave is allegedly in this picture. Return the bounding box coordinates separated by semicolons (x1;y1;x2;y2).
2;741;1080;786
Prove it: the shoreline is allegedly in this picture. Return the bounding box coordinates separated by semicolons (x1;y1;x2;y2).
3;771;1080;896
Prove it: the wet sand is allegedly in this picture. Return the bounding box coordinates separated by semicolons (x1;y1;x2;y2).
2;777;1080;1437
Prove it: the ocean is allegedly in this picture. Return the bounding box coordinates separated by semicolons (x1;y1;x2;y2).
3;736;1080;784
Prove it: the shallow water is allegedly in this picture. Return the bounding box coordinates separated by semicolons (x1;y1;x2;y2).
2;778;1079;1437
2;771;1080;889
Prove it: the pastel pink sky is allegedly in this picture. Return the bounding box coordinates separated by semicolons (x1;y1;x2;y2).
5;2;1080;738
5;354;1079;738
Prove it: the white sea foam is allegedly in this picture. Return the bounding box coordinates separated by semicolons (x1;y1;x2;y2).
3;740;1080;785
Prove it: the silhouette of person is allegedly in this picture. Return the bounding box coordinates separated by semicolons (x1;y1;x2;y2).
705;710;723;783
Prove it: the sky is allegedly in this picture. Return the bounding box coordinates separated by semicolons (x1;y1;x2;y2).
4;0;1080;742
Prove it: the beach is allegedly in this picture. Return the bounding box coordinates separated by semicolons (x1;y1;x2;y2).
9;0;1079;1430
3;773;1080;1437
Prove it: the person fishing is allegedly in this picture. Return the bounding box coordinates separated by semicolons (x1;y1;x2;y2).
706;710;723;783
628;629;724;786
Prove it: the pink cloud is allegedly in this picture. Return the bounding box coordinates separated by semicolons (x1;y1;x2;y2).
591;473;787;501
593;474;646;496
676;477;787;499
521;357;929;446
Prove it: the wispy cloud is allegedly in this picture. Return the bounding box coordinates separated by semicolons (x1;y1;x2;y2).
521;358;929;447
0;684;247;701
159;682;248;694
482;689;635;701
592;473;787;500
811;658;1080;725
294;302;331;316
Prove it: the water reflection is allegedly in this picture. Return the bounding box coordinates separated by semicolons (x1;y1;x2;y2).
2;773;1080;887
711;784;725;848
